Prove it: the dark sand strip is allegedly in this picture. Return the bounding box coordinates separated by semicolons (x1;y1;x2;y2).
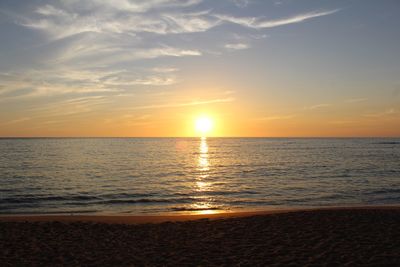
1;207;400;266
0;209;293;224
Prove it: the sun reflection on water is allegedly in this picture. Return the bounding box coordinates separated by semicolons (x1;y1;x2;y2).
190;137;221;215
198;137;209;172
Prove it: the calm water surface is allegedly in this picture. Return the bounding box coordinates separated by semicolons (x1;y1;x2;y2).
0;138;399;215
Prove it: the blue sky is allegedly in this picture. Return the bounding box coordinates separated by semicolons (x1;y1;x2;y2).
0;0;399;136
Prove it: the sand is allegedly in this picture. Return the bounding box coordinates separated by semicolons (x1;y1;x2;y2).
1;207;400;266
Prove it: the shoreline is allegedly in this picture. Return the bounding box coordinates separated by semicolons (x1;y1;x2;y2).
1;205;399;224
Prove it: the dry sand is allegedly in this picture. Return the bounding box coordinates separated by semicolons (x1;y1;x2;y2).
1;207;400;266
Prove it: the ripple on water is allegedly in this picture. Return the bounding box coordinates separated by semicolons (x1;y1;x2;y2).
0;137;399;214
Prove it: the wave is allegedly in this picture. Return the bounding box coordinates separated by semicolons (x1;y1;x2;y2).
92;197;199;205
0;196;202;206
368;196;400;202
0;209;98;214
0;195;101;204
169;207;221;212
375;141;400;145
0;189;18;193
230;200;279;206
173;190;259;197
101;193;155;199
365;188;400;195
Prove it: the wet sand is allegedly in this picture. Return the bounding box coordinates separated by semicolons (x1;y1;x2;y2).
1;207;400;266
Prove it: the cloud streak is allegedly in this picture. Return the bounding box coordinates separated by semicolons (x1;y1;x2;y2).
345;98;367;103
216;9;339;29
128;97;235;110
364;108;398;118
224;43;250;50
254;114;296;121
305;103;332;110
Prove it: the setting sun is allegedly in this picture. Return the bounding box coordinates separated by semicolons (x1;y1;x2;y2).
195;117;213;136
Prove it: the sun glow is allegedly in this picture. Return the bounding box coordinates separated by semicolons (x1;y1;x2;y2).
195;117;213;136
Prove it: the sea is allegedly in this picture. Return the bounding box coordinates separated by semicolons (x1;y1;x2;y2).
0;138;399;215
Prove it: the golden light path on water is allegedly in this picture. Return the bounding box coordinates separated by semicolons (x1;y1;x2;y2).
191;137;220;215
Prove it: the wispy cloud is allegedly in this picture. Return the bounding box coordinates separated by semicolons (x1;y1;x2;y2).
216;9;339;29
104;113;153;126
19;2;216;40
364;108;398;118
274;1;284;6
54;42;202;65
231;0;250;8
27;96;112;119
5;2;340;97
305;103;332;110
134;47;201;59
257;9;339;28
0;117;31;126
0;66;180;100
254;114;296;121
128;97;235;110
345;98;367;103
224;43;250;50
151;67;179;73
104;75;178;86
329;120;359;124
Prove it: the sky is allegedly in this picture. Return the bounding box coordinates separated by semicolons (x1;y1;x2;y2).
0;0;399;137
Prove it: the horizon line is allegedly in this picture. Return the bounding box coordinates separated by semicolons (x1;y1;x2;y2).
0;136;399;139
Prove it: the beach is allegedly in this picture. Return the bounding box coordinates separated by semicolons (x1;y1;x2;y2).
1;207;399;266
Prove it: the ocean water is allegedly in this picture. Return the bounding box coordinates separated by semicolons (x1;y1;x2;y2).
0;138;399;215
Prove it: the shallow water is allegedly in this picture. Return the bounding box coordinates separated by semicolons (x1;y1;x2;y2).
0;138;399;214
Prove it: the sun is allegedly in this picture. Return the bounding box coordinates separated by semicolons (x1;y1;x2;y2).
195;117;213;136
